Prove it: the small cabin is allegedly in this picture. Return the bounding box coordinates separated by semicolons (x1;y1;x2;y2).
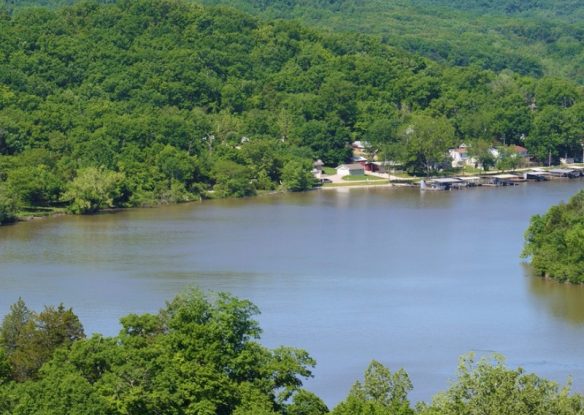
336;164;365;176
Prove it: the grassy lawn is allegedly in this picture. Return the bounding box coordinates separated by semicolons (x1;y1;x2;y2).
323;181;390;188
459;166;485;175
388;172;415;179
17;206;67;219
322;167;337;175
342;174;385;181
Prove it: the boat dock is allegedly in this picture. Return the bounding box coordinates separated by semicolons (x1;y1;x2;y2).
419;166;584;191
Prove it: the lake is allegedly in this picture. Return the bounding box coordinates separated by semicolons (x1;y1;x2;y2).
1;180;584;405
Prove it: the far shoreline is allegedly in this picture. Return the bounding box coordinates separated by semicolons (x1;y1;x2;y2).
3;165;583;229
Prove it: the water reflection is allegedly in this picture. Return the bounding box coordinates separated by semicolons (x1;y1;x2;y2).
1;180;584;405
527;265;584;325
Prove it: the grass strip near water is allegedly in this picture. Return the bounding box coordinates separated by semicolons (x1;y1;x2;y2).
342;174;386;181
322;180;391;188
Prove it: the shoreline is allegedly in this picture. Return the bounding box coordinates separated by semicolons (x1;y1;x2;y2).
3;166;583;228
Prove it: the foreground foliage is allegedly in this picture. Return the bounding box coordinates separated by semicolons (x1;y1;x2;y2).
2;292;584;414
0;290;321;414
523;190;584;283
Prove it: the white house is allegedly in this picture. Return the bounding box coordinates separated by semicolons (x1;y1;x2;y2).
450;144;516;169
351;141;372;158
336;164;365;176
511;145;528;157
312;159;324;177
449;144;474;168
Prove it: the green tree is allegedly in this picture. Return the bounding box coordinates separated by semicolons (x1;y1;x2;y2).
468;140;496;171
419;354;584;415
0;298;32;357
332;360;413;415
365;118;400;148
281;159;316;192
0;300;84;382
62;167;126;214
522;190;584;283
495;146;523;171
212;159;256;198
525;106;568;165
0;184;18;224
6;165;63;206
397;115;456;175
288;389;329;415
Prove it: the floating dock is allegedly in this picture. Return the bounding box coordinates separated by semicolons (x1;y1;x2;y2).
419;167;584;191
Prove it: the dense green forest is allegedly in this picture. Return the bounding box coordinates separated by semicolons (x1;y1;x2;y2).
6;0;584;82
190;0;584;83
523;190;584;284
0;0;582;223
1;291;584;414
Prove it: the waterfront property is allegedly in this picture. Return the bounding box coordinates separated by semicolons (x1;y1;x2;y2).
488;174;525;186
421;177;465;190
550;168;581;178
336;163;365;176
457;176;482;186
2;181;584;405
417;169;584;191
524;171;550;181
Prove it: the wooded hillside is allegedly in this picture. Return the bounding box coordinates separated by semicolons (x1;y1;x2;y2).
0;0;581;222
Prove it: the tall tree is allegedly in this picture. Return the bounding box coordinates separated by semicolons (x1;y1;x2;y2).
397;115;456;175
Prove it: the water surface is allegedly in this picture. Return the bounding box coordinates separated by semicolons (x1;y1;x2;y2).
1;180;584;405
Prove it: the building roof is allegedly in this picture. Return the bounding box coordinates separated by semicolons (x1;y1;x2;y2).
337;163;365;170
351;140;370;149
493;174;520;179
452;147;468;154
429;178;463;184
510;145;528;154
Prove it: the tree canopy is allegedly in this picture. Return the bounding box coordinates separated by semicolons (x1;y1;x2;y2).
2;294;584;414
0;0;582;224
522;190;584;283
0;291;321;415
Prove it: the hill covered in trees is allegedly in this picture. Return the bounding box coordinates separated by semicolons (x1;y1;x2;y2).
192;0;584;83
4;0;584;82
523;190;584;284
1;291;584;414
0;0;582;223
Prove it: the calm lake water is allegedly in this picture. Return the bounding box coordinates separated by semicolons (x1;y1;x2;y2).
1;180;584;405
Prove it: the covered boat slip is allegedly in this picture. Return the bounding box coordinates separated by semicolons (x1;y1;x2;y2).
421;178;466;190
420;168;584;191
549;168;583;178
421;175;522;190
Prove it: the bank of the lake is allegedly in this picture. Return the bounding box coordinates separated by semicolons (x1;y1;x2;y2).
1;180;583;406
7;165;583;227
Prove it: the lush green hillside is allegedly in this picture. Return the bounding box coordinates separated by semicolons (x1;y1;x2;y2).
4;0;584;83
2;292;584;414
523;190;584;284
410;0;583;18
193;0;584;83
0;0;582;223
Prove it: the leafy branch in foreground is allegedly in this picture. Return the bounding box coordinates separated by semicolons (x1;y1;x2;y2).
2;292;584;414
